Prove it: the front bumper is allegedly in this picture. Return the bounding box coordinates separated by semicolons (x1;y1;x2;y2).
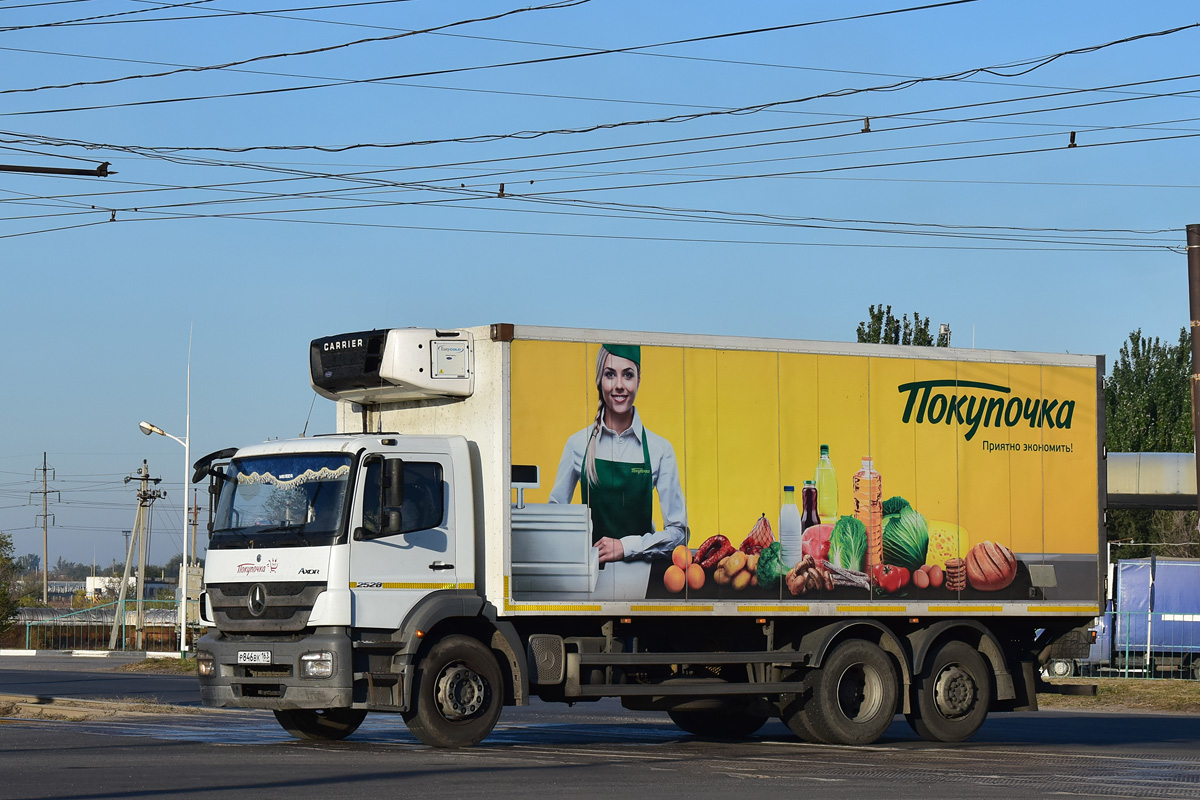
197;627;354;710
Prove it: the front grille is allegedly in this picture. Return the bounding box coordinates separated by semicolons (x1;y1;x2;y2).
207;581;326;633
243;665;292;679
217;581;310;597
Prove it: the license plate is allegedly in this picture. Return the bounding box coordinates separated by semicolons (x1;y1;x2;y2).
237;651;271;665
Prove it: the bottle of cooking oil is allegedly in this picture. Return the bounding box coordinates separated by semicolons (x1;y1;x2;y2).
815;444;838;523
853;456;883;570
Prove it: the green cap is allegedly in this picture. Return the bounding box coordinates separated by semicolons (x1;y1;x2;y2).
603;343;641;366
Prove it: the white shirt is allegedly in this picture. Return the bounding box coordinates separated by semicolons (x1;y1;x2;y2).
549;408;688;560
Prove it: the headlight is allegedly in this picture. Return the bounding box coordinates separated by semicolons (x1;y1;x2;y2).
196;652;215;677
300;651;334;679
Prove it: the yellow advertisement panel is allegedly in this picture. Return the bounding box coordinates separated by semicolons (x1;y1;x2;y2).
509;338;1099;607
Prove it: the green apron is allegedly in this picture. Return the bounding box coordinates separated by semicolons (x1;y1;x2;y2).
581;429;654;545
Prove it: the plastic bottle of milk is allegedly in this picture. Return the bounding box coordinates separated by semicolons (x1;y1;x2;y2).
779;485;803;569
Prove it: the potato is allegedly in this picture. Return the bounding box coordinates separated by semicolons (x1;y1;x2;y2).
732;569;752;591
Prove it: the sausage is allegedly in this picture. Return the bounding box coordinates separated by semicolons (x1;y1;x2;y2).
695;535;735;570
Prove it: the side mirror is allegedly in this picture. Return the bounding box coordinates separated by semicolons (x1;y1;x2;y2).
381;459;405;535
384;458;405;507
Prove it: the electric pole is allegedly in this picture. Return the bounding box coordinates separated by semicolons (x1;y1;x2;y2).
30;453;59;604
190;488;199;567
1189;224;1200;529
107;461;163;651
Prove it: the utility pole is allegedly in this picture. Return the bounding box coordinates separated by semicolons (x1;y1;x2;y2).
30;453;59;604
190;489;199;566
107;461;163;651
1188;224;1200;529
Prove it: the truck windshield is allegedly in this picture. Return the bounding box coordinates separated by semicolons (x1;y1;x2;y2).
210;454;352;549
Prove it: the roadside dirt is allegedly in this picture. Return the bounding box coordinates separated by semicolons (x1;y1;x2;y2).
1039;677;1200;714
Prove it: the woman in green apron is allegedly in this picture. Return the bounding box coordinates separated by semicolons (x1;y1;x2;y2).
549;344;689;571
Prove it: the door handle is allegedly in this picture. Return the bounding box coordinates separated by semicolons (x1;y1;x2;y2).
429;562;454;571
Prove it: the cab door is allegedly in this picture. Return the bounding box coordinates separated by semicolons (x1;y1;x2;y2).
348;453;456;630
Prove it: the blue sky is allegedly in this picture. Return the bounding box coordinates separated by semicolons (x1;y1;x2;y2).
0;0;1195;567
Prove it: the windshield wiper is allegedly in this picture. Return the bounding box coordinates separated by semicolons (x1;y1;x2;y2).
237;524;314;546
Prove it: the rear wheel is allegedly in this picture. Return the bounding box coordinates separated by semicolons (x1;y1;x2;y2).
402;635;503;748
783;639;898;746
906;641;991;743
668;707;768;739
273;708;367;741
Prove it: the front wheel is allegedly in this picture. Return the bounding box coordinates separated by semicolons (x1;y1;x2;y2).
906;641;991;743
273;708;367;740
402;635;503;748
784;639;898;746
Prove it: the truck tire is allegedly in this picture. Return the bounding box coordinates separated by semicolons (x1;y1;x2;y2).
272;708;367;740
402;634;503;748
1047;658;1074;678
783;639;898;746
667;707;768;739
906;641;991;743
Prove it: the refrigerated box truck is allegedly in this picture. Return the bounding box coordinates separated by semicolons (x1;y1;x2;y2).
195;324;1104;747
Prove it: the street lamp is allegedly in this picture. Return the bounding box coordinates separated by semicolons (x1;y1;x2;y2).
140;418;192;656
138;419;190;564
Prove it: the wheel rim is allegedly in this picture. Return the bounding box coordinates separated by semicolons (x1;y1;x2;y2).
1049;660;1071;678
932;663;977;719
434;660;487;721
835;662;884;723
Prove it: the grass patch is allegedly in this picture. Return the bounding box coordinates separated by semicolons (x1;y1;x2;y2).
1040;677;1200;714
111;657;197;675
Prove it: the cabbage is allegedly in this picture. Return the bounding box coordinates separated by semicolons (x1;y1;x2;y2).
881;506;929;572
882;496;911;516
828;516;867;572
756;541;786;588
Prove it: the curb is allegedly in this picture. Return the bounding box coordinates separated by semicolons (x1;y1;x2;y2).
0;692;217;719
0;649;190;659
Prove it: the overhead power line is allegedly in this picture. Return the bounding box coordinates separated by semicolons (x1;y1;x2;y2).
0;0;217;33
3;0;970;99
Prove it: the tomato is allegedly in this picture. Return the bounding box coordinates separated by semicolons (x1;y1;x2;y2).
873;563;905;594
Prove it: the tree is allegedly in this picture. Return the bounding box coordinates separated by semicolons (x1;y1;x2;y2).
1105;328;1197;558
857;304;950;346
13;553;39;575
1105;328;1193;453
51;556;89;581
0;532;18;637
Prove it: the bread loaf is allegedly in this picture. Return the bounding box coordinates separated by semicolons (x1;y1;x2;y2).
965;541;1017;591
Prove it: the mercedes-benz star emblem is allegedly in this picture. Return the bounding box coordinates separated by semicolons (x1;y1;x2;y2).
247;583;267;617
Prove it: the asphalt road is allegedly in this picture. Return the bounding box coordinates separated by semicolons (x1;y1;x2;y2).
2;656;1199;800
0;655;201;706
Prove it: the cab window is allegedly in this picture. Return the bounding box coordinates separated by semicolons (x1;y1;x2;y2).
360;459;445;537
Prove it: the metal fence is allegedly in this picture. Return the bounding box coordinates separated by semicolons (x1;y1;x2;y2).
22;600;197;653
1077;610;1200;680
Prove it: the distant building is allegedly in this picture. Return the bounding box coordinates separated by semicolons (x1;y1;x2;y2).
46;580;85;600
86;576;134;600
